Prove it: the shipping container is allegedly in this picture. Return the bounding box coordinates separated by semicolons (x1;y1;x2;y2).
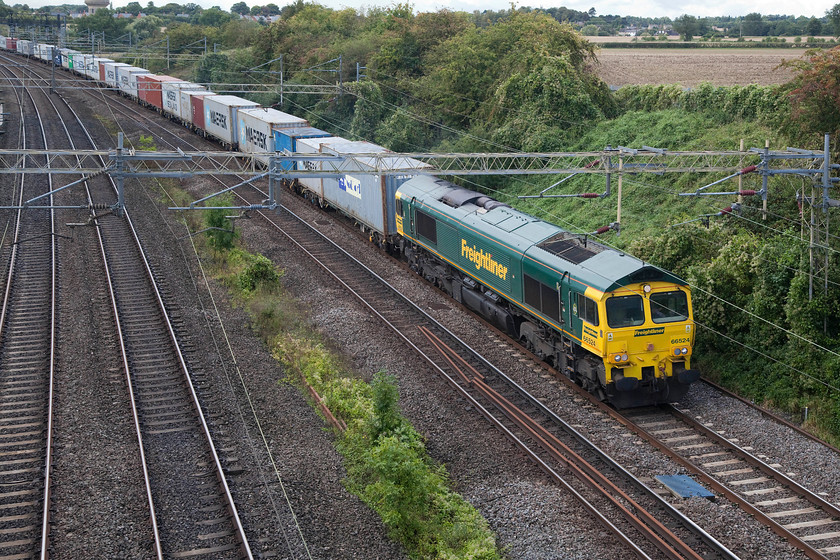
5;38;16;51
183;90;215;129
173;85;209;123
91;57;113;81
102;62;130;87
17;40;34;56
202;95;260;147
323;140;429;237
137;74;179;109
36;43;54;61
236;107;308;161
161;81;204;118
273;127;330;171
62;49;81;70
117;66;151;99
293;136;344;198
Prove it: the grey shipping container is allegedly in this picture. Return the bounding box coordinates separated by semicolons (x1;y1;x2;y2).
202;95;260;147
237;107;308;162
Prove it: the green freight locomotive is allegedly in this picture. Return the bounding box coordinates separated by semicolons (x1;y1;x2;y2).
395;175;699;408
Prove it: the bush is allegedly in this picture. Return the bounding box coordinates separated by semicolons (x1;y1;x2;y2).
238;254;281;292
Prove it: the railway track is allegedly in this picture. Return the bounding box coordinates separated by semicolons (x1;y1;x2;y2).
0;53;253;559
621;404;840;560
0;61;56;560
10;50;840;559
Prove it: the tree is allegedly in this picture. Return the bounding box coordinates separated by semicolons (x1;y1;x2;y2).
782;46;840;147
74;8;129;37
128;14;163;40
807;17;822;37
828;3;840;36
230;1;248;15
673;14;698;40
196;7;232;26
741;13;768;36
125;1;142;15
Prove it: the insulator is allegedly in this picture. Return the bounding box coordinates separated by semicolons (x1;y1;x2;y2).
719;206;733;215
89;203;109;210
594;225;611;234
579;193;600;199
738;190;757;196
740;165;757;174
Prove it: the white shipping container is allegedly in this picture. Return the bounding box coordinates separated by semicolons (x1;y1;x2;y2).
293;136;350;198
102;62;130;88
321;140;430;237
62;49;81;69
89;57;112;80
161;81;204;118
202;95;260;147
36;43;55;61
17;40;33;56
179;89;215;127
237;107;308;162
117;66;150;98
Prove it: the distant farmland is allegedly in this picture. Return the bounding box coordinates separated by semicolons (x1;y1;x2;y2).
592;47;804;88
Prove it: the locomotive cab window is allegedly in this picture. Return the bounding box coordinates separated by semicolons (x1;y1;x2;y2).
396;199;404;217
416;209;437;244
606;295;644;328
576;293;599;326
650;290;689;323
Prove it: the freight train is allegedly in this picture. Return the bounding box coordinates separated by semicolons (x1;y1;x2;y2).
0;37;699;407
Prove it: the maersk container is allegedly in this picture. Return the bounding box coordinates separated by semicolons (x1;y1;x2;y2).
273;127;330;171
236;107;308;161
183;90;215;128
117;66;150;99
320;140;430;237
102;62;130;88
161;81;203;118
202;95;260;148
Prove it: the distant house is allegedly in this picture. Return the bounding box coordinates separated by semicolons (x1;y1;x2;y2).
619;26;639;36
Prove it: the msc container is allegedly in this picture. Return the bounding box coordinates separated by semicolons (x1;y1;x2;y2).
117;66;151;98
102;62;129;87
183;90;215;128
236;107;308;161
17;40;34;56
202;95;260;148
137;74;178;108
161;81;203;118
320;139;430;237
273;127;330;171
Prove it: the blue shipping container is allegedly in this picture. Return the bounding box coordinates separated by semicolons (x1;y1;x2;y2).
273;127;331;171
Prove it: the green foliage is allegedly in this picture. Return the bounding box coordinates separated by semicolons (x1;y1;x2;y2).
238;254;281;292
204;202;238;251
780;46;840;151
137;134;156;150
74;8;130;36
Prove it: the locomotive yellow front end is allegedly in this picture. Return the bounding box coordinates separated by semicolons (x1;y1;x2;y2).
597;281;700;406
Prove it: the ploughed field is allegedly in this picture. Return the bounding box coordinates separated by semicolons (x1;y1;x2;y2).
594;47;802;87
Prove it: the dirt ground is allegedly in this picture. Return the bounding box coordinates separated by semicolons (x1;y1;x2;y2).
593;47;805;87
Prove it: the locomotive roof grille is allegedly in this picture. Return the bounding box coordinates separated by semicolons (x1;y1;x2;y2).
538;233;603;265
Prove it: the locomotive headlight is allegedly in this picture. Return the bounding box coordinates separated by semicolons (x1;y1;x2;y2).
681;347;689;355
621;353;629;362
673;348;681;356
